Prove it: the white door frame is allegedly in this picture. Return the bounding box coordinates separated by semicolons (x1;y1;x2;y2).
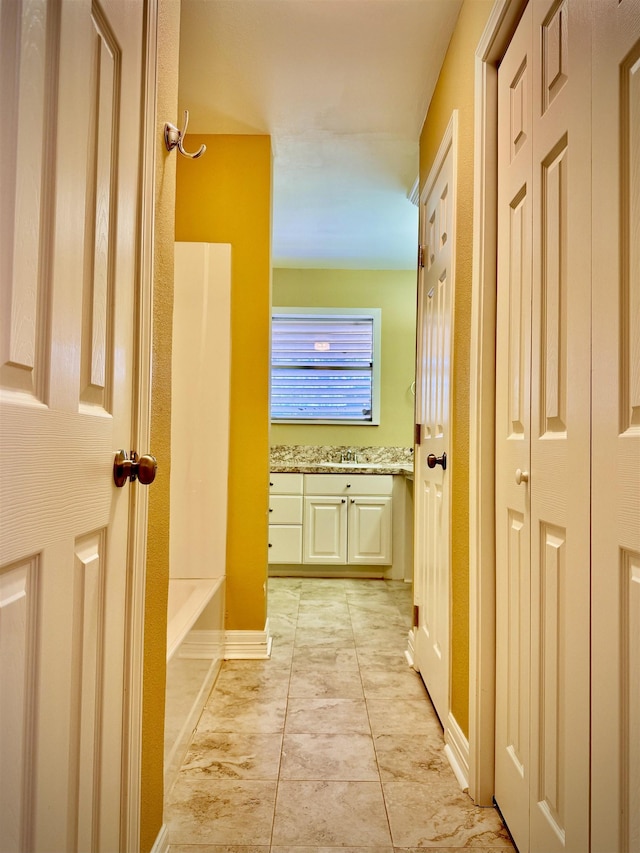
123;1;157;848
468;0;528;807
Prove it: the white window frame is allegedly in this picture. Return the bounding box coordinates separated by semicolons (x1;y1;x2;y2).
270;306;382;425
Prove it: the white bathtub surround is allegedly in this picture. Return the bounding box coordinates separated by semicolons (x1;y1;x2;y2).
164;581;225;788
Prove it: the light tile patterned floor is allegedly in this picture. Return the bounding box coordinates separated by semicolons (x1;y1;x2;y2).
165;577;515;852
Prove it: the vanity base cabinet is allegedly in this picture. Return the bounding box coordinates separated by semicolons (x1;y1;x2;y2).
269;472;398;574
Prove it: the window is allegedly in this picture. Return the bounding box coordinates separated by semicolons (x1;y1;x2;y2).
271;307;381;424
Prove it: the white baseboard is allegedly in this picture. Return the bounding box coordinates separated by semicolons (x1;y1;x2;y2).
404;627;417;669
150;823;169;853
445;711;470;793
224;618;272;659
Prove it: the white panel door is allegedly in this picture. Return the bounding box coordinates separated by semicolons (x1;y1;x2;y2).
303;497;347;564
591;2;640;851
347;497;392;565
494;10;533;846
413;112;456;726
0;2;147;851
495;3;591;851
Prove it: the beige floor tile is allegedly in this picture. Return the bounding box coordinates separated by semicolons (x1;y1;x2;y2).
288;667;364;699
179;732;283;780
397;848;515;852
373;733;451;781
272;780;392;846
294;627;355;649
355;647;413;672
285;697;371;733
212;664;290;697
366;697;441;735
291;645;359;668
272;848;393;853
199;695;287;733
382;779;514;848
361;667;429;700
281;733;379;780
169;846;269;852
166;779;276;846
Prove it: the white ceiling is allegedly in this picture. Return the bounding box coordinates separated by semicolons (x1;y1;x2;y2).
178;0;463;270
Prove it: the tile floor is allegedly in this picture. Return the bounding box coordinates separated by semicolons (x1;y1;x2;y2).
165;577;516;851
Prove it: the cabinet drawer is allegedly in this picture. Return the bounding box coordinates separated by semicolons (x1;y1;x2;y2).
269;473;304;495
269;495;303;524
304;473;393;496
268;524;303;563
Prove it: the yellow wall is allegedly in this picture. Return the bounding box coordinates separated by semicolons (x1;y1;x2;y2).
175;135;272;632
418;0;493;738
141;2;179;850
271;268;416;447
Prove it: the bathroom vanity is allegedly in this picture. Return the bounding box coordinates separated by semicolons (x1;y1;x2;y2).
268;446;413;580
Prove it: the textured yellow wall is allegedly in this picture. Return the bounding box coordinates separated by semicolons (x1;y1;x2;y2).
271;268;417;448
175;135;272;632
140;2;179;850
418;0;493;738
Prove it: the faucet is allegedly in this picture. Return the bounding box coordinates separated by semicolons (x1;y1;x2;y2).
340;448;358;463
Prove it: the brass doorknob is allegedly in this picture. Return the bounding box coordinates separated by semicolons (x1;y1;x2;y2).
113;450;157;487
427;452;447;471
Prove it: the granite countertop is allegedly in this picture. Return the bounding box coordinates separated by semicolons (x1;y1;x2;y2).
270;445;414;478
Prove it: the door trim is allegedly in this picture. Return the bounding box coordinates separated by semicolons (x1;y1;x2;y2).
468;0;527;807
122;1;158;849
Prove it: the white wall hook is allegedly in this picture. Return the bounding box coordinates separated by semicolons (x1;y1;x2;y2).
164;109;206;159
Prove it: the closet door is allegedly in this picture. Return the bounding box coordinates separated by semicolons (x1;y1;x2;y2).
591;2;640;851
528;1;591;850
495;2;591;850
494;8;533;848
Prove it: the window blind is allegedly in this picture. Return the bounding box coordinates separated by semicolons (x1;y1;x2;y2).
271;315;375;421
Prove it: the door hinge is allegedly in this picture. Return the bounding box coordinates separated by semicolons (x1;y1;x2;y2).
413;604;419;628
415;423;422;445
418;245;425;269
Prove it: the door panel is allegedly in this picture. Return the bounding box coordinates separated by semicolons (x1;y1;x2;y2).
495;2;591;851
414;113;456;727
495;9;533;847
591;2;640;850
0;2;145;850
529;1;591;850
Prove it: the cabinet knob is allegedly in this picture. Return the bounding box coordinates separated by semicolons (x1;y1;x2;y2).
269;508;273;512
268;543;272;548
351;499;355;503
346;483;351;488
341;499;346;503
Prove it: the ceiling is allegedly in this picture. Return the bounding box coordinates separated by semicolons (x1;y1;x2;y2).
178;0;463;270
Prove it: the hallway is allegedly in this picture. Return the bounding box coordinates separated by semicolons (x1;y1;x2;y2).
165;578;515;850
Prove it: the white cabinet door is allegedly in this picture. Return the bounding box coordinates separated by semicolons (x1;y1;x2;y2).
303;497;347;564
269;525;303;564
347;497;392;565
